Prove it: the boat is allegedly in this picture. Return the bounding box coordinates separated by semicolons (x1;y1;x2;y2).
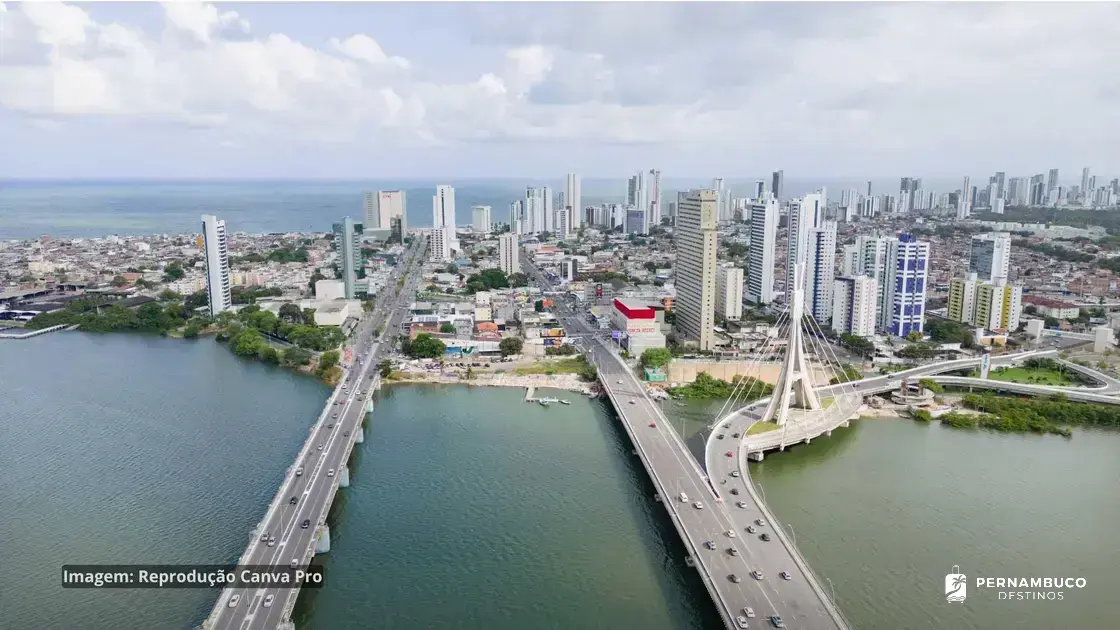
539;397;560;404
558;399;571;405
538;399;551;407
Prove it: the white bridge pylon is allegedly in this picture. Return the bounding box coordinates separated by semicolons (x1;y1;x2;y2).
709;262;862;431
760;263;821;426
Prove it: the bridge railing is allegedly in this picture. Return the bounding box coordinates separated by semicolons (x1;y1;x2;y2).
595;362;736;630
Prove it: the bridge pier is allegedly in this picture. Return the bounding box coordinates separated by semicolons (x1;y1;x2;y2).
804;437;812;445
355;426;364;444
338;465;350;488
366;400;374;413
278;622;295;630
315;525;331;554
749;451;765;462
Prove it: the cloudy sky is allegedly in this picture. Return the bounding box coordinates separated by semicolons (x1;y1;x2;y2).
1;1;1118;179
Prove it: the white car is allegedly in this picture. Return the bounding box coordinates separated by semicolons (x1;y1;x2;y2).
736;615;749;629
617;380;623;384
692;501;704;510
726;529;737;538
227;594;241;608
263;594;275;608
327;469;335;477
743;607;755;618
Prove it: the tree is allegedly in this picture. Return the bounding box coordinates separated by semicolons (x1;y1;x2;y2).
640;348;672;369
158;289;182;301
183;323;202;338
111;275;129;287
282;346;312;367
444;263;459;274
163;261;186;282
308;271;326;294
906;330;924;342
440;323;457;334
278;303;303;323
379;359;392;378
838;333;875;358
302;308;317;326
406;333;446;359
184;290;209;312
315;350;341;377
919;378;945;393
499;337;523;357
507;273;528;288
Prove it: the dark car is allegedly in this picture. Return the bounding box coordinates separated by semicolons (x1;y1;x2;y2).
301;519;310;529
760;533;771;541
289;496;298;505
730;488;739;495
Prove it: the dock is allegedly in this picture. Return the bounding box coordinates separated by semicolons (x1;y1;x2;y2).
525;386;536;402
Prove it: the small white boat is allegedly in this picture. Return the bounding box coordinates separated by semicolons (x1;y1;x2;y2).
538;399;551;407
559;400;571;405
539;397;560;404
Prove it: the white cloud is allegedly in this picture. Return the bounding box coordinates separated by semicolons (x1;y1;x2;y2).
1;2;1119;175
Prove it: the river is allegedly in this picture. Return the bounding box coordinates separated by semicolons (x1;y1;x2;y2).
0;332;716;629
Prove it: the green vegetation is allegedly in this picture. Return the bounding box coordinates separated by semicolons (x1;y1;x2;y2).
988;357;1090;386
919;378;945;394
830;364;863;384
963;392;1120;432
401;333;446;359
511;355;595;380
639;347;672;369
163;261;185;282
439;323;457;334
911;409;933;422
464;268;509;293
545;344;578;356
747;420;780;435
230;286;283;304
838;333;875;358
499;337;523;357
315;350;340;378
938;409;1070;437
720;241;749;258
379;359;392;378
27;298;187;334
231;247;309;264
926;318;975;346
896;341;940;359
1014;240;1094;264
507;272;528;288
667;372;774;401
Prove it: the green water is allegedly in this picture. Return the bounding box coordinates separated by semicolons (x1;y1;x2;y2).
1;333;717;629
665;398;1120;630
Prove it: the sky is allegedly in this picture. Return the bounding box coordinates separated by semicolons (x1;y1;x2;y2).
1;1;1119;180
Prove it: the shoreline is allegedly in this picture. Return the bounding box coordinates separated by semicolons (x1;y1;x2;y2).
385;371;596;395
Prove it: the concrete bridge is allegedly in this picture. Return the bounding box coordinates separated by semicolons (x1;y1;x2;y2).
528;258;849;630
201;239;424;630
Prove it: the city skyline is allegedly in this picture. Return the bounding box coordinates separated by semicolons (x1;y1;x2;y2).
2;3;1120;178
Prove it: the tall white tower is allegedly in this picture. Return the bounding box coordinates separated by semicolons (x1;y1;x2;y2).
564;173;582;230
433;185;457;250
759;264;822;426
201;214;232;318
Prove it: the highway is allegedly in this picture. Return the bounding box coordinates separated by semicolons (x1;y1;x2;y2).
524;258;849;630
204;238;426;630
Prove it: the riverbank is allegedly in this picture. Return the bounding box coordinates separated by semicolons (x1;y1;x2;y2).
385;370;596;394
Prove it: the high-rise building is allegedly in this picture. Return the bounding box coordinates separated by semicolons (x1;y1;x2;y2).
993;172;1006;200
432;185;457;250
334;216;360;299
510;200;524;235
806;220;838;323
882;233;930;338
524;187;552;235
201;214;232;318
992;198;1006;214
555;207;571;239
753;180;766;200
947;274;979;325
957;176;971;219
1047;168;1060;193
716;264;744;321
746;196;778;304
786;193;824;298
713;177;732;222
624;206;646;235
471;205;492;234
429;226;453;262
648;169;661;228
365;190;407;239
949;273;1021;332
498;233;518;276
831;275;877;337
849;234;890;330
675;189;718;351
969;232;1012;282
562;173;582;230
1081;168;1091;202
771;170;785;201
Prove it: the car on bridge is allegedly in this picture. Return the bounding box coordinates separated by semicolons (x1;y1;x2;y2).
736;616;749;629
760;533;771;542
780;571;792;581
301;519;310;529
289;496;298;505
751;570;763;580
327;469;335;477
770;615;785;628
729;574;742;583
227;594;241;608
692;501;704;510
263;594;274;608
